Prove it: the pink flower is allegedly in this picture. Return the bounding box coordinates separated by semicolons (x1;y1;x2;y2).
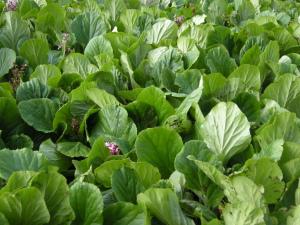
6;0;17;11
105;142;120;155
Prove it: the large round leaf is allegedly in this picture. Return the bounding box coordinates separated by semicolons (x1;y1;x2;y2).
111;167;145;203
0;48;16;78
0;187;51;225
84;35;113;63
103;202;148;225
70;182;103;225
62;53;98;78
175;140;216;190
16;79;51;102
136;86;175;124
0;12;30;51
36;3;66;33
56;141;90;158
200;102;251;163
0;193;22;224
18;98;59;133
30;64;62;87
137;188;195;225
94;159;131;187
30;171;75;225
39;139;72;171
135;127;183;178
0;97;22;133
89;105;137;151
0;148;47;180
15;187;50;225
205;46;237;77
19;38;49;68
146;19;178;45
71;12;109;46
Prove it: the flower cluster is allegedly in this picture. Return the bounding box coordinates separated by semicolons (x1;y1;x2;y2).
105;142;120;155
174;16;185;26
58;33;69;50
10;63;27;91
6;0;18;11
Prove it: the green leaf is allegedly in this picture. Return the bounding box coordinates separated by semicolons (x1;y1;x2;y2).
146;19;178;45
240;45;261;65
135;127;183;178
62;53;98;78
71;12;109;46
103;202;149;225
0;148;47;180
200;102;251;163
120;9;142;35
0;213;9;225
233;92;261;122
176;79;203;115
84;35;113;63
0;97;22;133
136;86;175;124
230;176;265;206
94;159;131;187
262;74;300;117
254;139;284;162
223;202;265;225
287;205;300;225
177;37;200;69
86;88;119;108
19;38;49;68
56;142;90;158
18;98;59;133
202;73;227;102
188;157;232;193
1;171;36;192
6;134;33;149
175;140;216;190
18;0;39;19
0;48;16;77
104;0;127;23
39;139;72;171
175;69;203;94
131;162;161;189
30;64;62;87
104;32;137;58
15;187;50;225
205;46;237;77
0;12;30;51
30;171;75;225
70;182;103;225
89;105;137;150
0;193;22;224
16;78;51;102
243;158;285;204
137;188;195;225
112;167;145;203
206;0;227;25
36;3;66;33
255;112;300;150
228;64;261;92
259;41;280;82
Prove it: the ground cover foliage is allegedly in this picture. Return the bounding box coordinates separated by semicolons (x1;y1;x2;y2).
1;0;300;224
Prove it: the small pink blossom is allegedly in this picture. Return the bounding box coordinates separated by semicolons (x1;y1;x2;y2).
6;0;18;11
105;142;120;155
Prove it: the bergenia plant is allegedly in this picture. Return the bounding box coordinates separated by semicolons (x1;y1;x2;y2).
0;0;299;225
